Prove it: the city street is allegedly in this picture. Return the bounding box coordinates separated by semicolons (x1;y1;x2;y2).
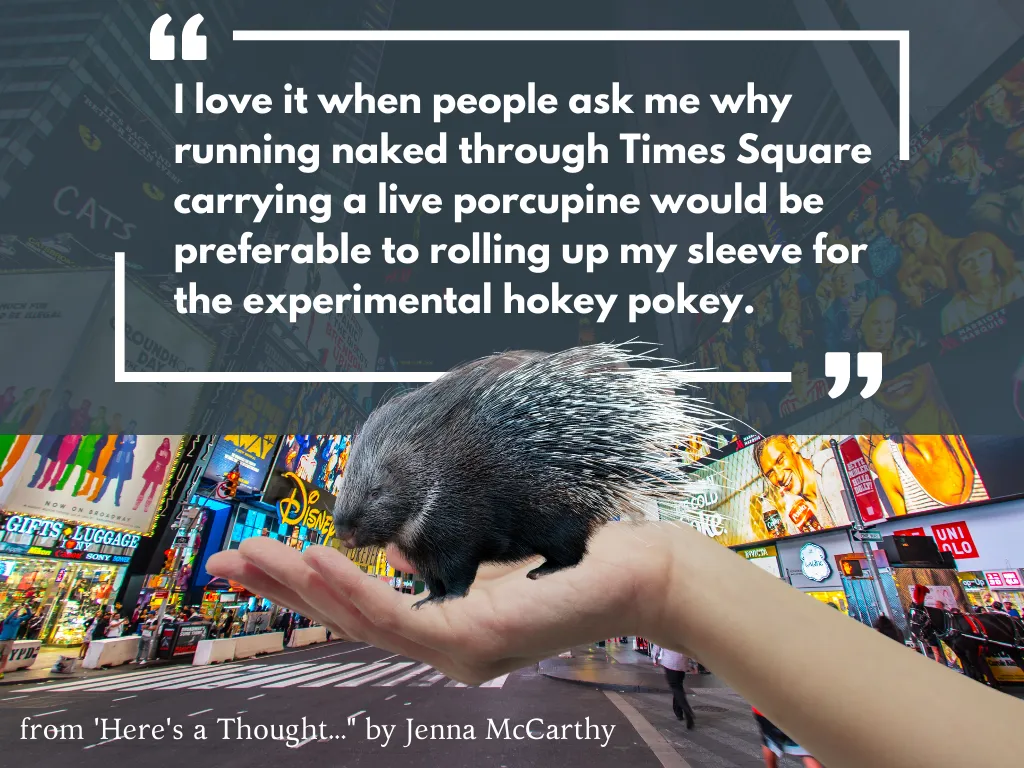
0;640;808;767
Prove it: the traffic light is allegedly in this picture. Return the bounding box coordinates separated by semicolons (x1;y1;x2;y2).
222;462;241;498
840;559;864;578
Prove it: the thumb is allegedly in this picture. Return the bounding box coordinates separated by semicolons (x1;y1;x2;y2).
384;544;416;575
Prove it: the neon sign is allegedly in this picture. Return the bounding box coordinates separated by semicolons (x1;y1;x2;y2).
276;472;336;540
3;515;140;549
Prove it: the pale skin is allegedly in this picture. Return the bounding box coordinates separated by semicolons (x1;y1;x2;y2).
207;521;1024;768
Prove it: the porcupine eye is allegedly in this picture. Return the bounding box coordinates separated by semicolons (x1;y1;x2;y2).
368;488;382;501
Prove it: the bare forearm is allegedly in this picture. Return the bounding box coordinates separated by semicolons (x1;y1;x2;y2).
646;522;1024;768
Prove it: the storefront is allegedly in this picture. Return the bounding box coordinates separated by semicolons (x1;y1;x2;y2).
337;544;425;594
775;531;856;615
981;569;1024;615
875;496;1024;615
832;550;896;625
0;513;141;646
136;501;213;618
736;544;782;578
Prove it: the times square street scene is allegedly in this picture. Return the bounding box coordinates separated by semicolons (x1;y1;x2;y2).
5;0;1024;766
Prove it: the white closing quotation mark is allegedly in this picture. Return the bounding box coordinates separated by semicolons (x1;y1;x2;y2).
825;351;883;399
150;14;207;61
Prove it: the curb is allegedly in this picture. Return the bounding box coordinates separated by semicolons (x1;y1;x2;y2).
0;638;345;687
0;660;185;687
539;670;669;694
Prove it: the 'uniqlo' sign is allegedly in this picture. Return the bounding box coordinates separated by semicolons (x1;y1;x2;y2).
985;571;1023;589
838;438;886;524
931;521;978;559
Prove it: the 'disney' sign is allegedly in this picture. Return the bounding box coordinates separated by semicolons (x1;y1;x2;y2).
264;471;336;540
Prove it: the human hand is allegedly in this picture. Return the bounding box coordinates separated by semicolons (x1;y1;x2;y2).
206;523;672;685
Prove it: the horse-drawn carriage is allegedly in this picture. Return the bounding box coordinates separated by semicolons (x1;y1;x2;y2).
908;584;1024;688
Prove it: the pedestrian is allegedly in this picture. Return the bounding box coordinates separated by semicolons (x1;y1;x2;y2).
135;613;158;665
80;610;101;659
651;642;695;729
0;603;34;679
990;601;1009;615
25;612;44;641
872;615;904;643
104;611;126;639
1005;602;1021;619
93;609;111;642
753;707;824;768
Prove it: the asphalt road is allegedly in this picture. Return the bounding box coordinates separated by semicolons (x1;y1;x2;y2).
16;639;1008;766
0;641;671;768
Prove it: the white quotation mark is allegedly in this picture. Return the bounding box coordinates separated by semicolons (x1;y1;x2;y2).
150;14;207;61
825;352;883;399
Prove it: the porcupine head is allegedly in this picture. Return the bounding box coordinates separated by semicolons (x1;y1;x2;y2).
332;343;720;609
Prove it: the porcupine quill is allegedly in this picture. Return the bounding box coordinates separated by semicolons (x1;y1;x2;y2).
332;342;726;609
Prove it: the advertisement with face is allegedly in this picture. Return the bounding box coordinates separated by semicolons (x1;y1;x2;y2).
0;434;183;534
274;435;353;499
694;52;1024;431
665;383;991;548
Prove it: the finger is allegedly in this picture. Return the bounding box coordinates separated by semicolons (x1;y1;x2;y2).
384;544;415;574
208;549;322;618
206;553;335;630
302;545;462;652
240;542;455;668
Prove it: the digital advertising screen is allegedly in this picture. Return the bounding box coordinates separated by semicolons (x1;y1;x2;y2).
692;52;1024;440
273;434;353;499
662;426;993;549
203;435;278;493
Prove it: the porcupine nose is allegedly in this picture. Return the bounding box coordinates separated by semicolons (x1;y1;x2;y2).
332;510;359;549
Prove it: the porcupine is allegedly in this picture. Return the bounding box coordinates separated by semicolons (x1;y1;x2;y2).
332;343;723;609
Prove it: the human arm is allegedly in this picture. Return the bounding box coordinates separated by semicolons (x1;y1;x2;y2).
206;521;1024;768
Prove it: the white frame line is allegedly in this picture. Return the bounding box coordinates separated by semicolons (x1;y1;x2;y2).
231;28;911;161
126;28;901;385
114;268;792;385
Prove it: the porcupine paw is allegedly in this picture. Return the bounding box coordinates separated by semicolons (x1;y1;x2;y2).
526;561;571;580
411;593;457;610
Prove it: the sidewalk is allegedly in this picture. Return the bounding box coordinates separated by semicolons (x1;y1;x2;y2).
0;646;187;687
539;641;726;693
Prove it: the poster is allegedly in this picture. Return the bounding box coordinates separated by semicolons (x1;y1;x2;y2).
923;585;958;610
662;395;990;548
272;434;353;499
0;93;182;274
693;52;1024;434
64;277;215;434
0;434;184;534
203;435;277;493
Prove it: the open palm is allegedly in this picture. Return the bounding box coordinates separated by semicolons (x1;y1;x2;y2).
206;524;670;684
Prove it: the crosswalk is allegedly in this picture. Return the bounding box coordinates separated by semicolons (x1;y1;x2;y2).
26;662;509;693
